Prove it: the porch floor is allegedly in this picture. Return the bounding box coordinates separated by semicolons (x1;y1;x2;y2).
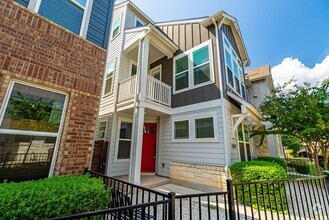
116;174;170;188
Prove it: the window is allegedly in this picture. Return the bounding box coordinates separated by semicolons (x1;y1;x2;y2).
172;112;217;142
130;60;137;76
150;65;162;80
70;0;87;8
237;124;252;161
195;117;214;138
223;34;246;99
0;82;67;181
112;17;122;39
117;121;132;160
173;40;214;93
104;60;116;95
98;121;107;140
135;19;143;27
174;120;189;139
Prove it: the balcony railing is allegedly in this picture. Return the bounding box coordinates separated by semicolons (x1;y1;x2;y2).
146;75;171;106
118;75;137;103
117;75;171;107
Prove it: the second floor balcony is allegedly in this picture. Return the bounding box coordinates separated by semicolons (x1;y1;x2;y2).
118;75;171;107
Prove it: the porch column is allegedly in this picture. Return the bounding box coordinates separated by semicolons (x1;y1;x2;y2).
129;37;149;185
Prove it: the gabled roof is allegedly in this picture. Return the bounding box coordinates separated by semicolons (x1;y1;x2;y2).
201;11;250;67
245;64;271;81
114;1;154;25
246;64;275;91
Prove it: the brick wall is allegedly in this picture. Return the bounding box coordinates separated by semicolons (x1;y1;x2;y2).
170;161;227;191
0;0;106;175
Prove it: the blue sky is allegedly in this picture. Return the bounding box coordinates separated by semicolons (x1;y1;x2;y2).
119;0;329;84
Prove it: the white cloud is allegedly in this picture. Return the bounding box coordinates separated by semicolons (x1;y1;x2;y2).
271;56;329;86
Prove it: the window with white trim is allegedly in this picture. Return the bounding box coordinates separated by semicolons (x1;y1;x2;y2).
172;112;217;142
223;34;246;99
0;82;67;181
97;121;107;140
150;65;162;80
173;40;214;93
117;121;132;160
174;120;189;139
195;117;214;138
237;124;252;161
112;17;122;39
104;60;116;95
70;0;87;8
130;60;137;76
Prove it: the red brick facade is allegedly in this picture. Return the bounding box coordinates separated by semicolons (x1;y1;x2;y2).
0;0;106;175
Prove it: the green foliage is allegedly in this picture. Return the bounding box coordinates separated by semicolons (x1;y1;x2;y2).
282;135;304;155
229;161;287;212
0;175;111;220
286;159;319;176
8;92;54;122
255;156;287;171
254;79;329;174
229;161;287;182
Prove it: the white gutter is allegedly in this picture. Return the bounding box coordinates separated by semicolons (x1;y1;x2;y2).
212;17;231;177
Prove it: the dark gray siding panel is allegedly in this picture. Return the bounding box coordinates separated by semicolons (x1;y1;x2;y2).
38;0;83;34
156;23;220;108
14;0;29;7
86;0;114;49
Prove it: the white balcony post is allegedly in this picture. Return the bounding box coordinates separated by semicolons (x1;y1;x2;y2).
128;37;149;185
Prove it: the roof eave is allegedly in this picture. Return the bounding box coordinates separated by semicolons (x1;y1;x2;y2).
201;11;251;67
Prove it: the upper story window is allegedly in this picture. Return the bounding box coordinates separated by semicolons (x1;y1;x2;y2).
112;17;122;39
150;65;162;80
70;0;87;8
135;19;143;27
173;40;214;94
223;34;246;99
104;59;116;95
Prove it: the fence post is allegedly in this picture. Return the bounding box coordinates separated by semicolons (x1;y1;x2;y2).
324;171;329;193
227;179;236;220
168;192;176;220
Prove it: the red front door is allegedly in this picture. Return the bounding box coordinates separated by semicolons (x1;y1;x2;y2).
141;123;157;172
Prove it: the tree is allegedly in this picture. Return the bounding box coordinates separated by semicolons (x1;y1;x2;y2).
256;79;329;175
282;135;304;156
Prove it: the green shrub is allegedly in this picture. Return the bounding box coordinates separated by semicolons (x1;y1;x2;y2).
286;159;319;175
0;175;111;220
255;156;287;171
229;161;287;212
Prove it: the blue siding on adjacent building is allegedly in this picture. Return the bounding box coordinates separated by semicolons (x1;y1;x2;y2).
38;0;84;35
14;0;30;7
86;0;114;49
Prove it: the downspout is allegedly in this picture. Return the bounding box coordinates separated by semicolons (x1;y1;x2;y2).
212;17;231;177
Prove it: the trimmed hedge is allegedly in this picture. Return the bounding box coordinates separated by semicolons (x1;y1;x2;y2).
229;161;287;212
229;160;287;182
255;156;287;171
0;175;111;219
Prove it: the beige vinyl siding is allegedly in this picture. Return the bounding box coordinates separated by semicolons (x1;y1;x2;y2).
224;100;241;164
248;78;270;109
125;7;148;29
99;6;126;116
158;106;225;177
225;100;257;164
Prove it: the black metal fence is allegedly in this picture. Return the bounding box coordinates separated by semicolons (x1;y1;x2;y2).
51;170;329;220
233;176;329;220
286;158;319;176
